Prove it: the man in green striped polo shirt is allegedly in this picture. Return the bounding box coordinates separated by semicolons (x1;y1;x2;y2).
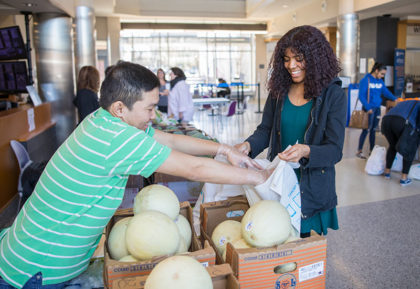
0;61;271;288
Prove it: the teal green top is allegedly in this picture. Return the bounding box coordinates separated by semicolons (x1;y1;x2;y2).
281;95;312;180
281;95;338;236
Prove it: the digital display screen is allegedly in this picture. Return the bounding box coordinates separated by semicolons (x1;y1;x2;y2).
0;26;27;60
0;61;29;93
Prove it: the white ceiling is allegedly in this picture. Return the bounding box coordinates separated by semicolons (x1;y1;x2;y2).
0;0;419;24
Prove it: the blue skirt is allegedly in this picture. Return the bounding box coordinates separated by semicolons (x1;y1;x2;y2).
300;207;339;235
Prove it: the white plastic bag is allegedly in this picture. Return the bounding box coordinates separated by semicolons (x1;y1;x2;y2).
391;153;403;172
365;145;386;175
408;163;420;180
253;159;301;233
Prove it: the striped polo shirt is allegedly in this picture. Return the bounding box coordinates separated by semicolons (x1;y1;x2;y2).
0;108;171;288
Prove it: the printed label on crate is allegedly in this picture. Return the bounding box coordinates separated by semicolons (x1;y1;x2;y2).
298;261;324;282
226;210;245;218
275;273;297;289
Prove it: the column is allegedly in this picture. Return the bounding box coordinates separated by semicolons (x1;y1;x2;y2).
33;13;76;145
107;17;121;65
337;0;359;83
74;1;97;75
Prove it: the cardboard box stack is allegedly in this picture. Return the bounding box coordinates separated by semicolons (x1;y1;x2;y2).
104;201;216;289
200;197;327;289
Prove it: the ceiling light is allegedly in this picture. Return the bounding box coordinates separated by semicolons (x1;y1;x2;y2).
24;3;36;7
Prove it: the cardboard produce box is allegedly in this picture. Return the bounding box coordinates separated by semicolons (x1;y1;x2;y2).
200;197;327;289
104;202;216;289
123;263;240;289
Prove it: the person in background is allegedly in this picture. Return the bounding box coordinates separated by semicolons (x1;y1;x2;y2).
73;65;100;123
234;25;347;238
0;61;272;288
168;67;194;123
356;62;397;159
156;68;169;113
216;78;231;98
381;100;420;186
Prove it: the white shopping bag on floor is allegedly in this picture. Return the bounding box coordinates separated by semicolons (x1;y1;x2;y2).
391;153;403;172
365;145;386;175
408;163;420;180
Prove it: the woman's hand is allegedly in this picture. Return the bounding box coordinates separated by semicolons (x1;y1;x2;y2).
277;144;310;163
367;109;373;114
218;144;262;169
233;142;251;155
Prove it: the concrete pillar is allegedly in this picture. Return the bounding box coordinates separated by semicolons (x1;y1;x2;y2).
337;0;359;83
107;17;121;65
74;4;97;75
33;13;76;145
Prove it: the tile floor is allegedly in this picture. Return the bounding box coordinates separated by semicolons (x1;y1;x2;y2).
192;96;420;289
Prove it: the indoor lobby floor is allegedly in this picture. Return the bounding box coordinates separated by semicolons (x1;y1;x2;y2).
192;96;420;289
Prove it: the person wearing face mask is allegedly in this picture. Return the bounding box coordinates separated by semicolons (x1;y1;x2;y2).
356;62;397;159
234;25;347;238
168;67;194;123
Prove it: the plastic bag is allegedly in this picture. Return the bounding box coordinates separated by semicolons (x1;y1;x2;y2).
192;155;245;235
391;153;403;172
365;145;386;175
67;258;104;289
253;159;301;233
408;163;420;180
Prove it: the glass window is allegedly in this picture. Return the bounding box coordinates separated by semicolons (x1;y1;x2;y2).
120;29;256;90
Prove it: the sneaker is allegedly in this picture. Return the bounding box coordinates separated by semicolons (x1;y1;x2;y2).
383;173;391;180
356;152;367;159
400;178;412;186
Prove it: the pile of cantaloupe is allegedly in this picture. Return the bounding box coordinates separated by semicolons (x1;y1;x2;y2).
108;184;192;262
211;200;295;261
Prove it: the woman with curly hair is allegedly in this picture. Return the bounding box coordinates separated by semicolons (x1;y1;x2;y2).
235;25;347;238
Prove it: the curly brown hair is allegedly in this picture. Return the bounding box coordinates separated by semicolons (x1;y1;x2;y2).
268;25;341;100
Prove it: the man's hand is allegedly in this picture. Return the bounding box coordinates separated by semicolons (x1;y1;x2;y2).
254;165;276;186
233;142;251;155
367;109;373;114
277;144;310;163
218;144;262;169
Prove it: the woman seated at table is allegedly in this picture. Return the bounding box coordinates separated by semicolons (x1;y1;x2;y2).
217;78;231;98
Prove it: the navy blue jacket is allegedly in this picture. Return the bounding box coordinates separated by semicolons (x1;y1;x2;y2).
387;100;420;129
73;89;99;123
246;78;347;218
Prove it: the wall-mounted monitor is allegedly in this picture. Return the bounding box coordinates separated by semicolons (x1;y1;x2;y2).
0;61;29;93
0;26;27;60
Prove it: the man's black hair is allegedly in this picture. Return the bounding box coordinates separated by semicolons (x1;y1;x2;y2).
99;61;160;110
